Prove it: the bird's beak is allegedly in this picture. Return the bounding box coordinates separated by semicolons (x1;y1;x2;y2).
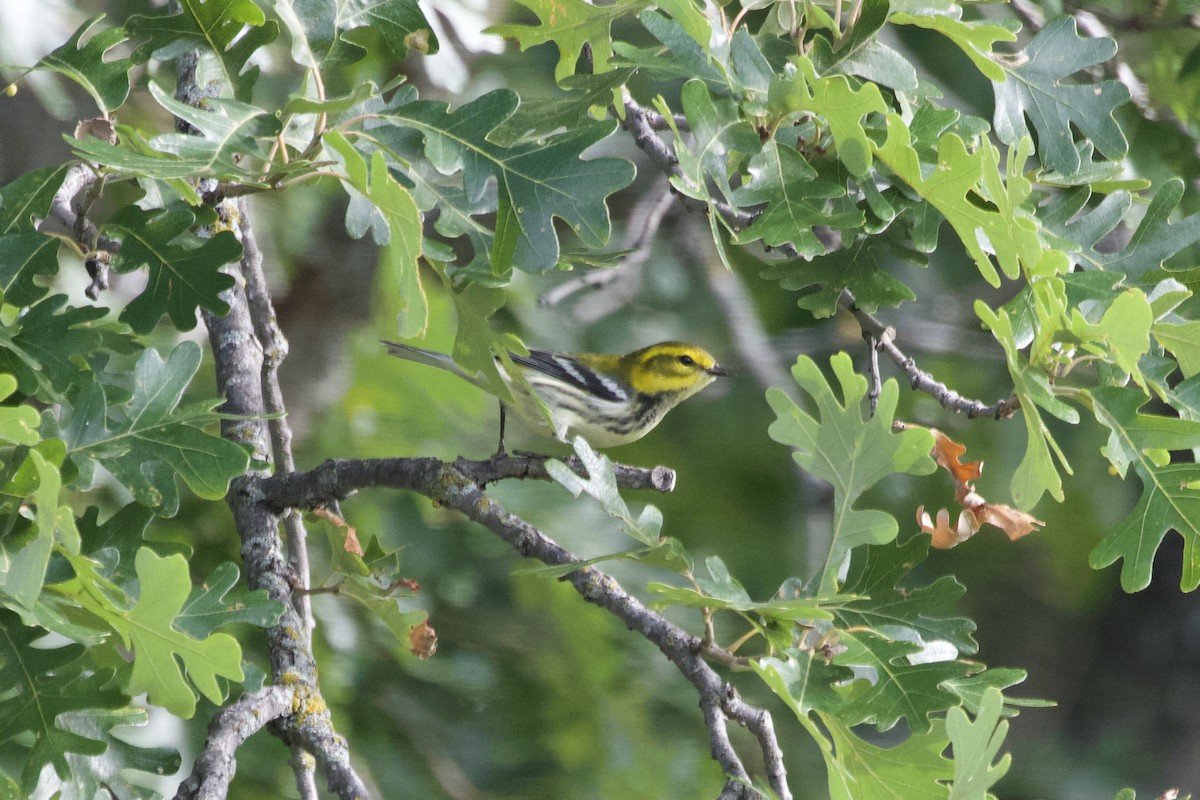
707;364;733;377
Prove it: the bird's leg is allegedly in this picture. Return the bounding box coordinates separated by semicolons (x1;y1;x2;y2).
493;400;508;458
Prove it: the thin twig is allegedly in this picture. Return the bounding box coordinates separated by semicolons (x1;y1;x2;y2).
865;330;882;416
539;183;676;318
846;297;1018;418
452;452;677;492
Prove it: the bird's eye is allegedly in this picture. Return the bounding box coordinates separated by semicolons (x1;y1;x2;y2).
678;354;695;367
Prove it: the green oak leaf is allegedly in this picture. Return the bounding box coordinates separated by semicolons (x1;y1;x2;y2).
546;437;663;546
379;89;633;274
1107;483;1200;591
30;15;132;114
76;504;158;590
733;141;855;255
1089;387;1200;591
612;10;724;85
754;648;858;720
874;118;1042;286
649;556;839;622
0;295;104;396
490;71;632;146
94;550;245;718
337;580;429;661
769;56;888;177
767;353;936;594
486;0;639;83
1038;141;1151;192
1067;289;1153;392
818;714;954;800
1045;181;1200;281
0;233;59;306
0;374;40;446
765;233;923;318
993;16;1130;176
59;342;251;516
836;537;978;655
0;166;71;306
0;444;73;609
69;82;280;185
891;7;1016;82
0;164;69;235
1091;387;1200;480
941;668;1054;714
443;278;519;401
324;132;425;337
945;687;1012;799
975;302;1073;508
835;629;976;733
826;38;920;93
276;0;437;68
176;562;284;638
671;79;762;205
820;0;888;69
0;611;125;793
51;706;182;800
1171;375;1200;429
1154;320;1200;378
126;0;279;101
325;533;427;657
729;25;778;101
105;204;239;333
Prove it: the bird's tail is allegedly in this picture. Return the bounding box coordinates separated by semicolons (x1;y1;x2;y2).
381;340;475;383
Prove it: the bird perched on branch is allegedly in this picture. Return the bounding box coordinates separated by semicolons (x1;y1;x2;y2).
382;340;730;451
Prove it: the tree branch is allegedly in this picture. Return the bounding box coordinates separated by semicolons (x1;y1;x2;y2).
172;685;294;800
538;182;676;320
454;451;677;492
237;198;316;638
254;458;790;800
844;299;1019;419
44;162;119;299
169;35;368;800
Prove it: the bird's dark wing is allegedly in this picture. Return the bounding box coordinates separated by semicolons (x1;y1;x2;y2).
509;349;629;403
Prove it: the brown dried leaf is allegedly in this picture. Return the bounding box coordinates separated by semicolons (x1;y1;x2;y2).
917;505;977;549
930;428;983;485
972;503;1044;542
409;620;438;660
312;506;363;555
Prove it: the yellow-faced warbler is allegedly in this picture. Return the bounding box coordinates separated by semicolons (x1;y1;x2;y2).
382;340;730;449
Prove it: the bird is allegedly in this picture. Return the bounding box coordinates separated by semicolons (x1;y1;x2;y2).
382;339;730;451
